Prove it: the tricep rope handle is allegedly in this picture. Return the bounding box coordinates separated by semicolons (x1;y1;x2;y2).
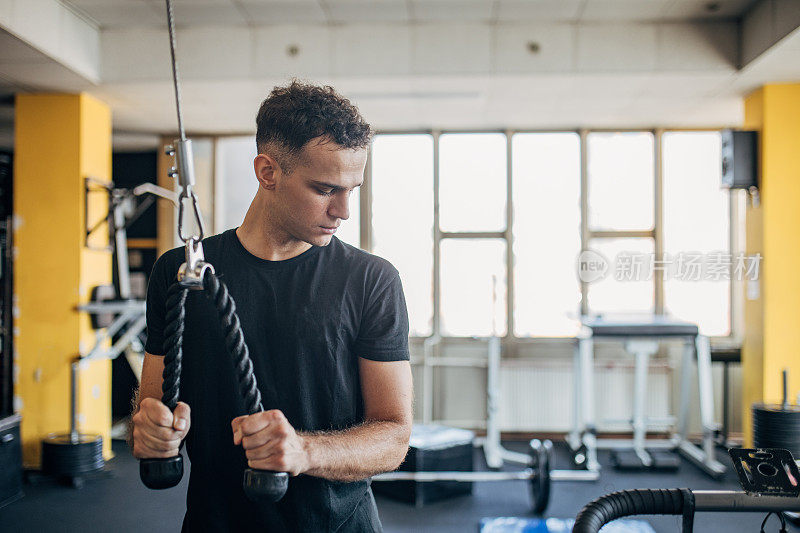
139;269;289;502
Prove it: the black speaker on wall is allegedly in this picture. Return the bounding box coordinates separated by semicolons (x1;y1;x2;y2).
721;130;758;190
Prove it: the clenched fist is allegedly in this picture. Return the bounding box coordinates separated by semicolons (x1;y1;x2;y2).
232;409;309;476
132;397;191;459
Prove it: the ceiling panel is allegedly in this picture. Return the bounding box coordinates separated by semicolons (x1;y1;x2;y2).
333;25;412;75
412;24;492;74
238;1;327;24
579;0;672;22
494;24;575;73
642;72;737;97
576;25;657;72
495;0;582;22
238;0;322;3
66;0;147;7
411;1;495;23
65;2;163;28
664;0;758;20
172;4;248;25
327;1;410;24
252;25;333;76
169;0;234;4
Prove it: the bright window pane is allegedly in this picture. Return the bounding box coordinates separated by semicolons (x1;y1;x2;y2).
513;133;581;337
439;133;507;232
441;239;506;336
588;132;654;231
663;132;730;336
587;238;654;315
215;136;359;247
192;139;215;233
372;134;434;336
216;136;258;231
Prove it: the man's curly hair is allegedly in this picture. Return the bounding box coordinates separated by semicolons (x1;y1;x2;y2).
255;81;372;173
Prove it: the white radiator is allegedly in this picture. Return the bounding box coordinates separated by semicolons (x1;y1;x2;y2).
498;360;672;432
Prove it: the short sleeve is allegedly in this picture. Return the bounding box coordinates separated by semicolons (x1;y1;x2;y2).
353;271;410;362
144;253;175;356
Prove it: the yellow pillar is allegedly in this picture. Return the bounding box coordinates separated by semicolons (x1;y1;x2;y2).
14;93;113;467
742;84;800;445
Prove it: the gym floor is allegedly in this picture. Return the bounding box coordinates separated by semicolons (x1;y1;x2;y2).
1;439;775;533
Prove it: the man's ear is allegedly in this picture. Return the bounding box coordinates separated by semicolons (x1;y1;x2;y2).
254;153;283;190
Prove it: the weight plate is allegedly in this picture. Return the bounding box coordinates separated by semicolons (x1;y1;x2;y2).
756;417;800;423
753;404;800;415
753;422;800;432
528;439;552;515
43;433;102;446
753;416;800;425
753;414;800;421
41;433;104;477
753;406;800;459
753;428;800;440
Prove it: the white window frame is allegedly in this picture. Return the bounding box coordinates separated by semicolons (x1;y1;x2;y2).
206;128;737;346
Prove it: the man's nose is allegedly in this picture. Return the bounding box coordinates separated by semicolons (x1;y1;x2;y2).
328;192;350;221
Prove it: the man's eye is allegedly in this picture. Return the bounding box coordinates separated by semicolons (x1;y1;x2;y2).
317;188;334;196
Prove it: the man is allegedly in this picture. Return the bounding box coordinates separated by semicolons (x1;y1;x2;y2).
131;81;413;532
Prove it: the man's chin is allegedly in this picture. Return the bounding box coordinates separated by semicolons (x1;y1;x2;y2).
306;233;333;247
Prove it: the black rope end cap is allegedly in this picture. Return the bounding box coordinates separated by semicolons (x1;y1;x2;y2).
140;455;184;489
243;469;288;502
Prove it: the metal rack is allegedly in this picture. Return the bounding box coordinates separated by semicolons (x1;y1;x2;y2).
568;316;726;478
413;335;598;485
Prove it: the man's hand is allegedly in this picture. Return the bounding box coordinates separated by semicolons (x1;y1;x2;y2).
232;410;310;476
131;397;191;459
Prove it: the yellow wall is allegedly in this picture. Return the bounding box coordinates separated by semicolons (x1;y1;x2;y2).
14;93;113;466
742;84;800;445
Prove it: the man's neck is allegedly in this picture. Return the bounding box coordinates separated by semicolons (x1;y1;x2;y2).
237;203;312;262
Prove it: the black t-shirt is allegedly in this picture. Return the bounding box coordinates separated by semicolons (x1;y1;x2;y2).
144;229;410;532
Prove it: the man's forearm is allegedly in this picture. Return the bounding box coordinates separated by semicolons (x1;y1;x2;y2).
300;419;410;482
127;387;141;452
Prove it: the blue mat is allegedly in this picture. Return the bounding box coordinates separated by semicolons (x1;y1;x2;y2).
479;517;656;532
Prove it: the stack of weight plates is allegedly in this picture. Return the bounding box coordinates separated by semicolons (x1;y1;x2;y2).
752;403;800;458
41;433;104;483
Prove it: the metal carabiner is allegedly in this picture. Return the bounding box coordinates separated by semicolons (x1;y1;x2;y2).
169;138;205;244
177;237;215;289
177;188;205;244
